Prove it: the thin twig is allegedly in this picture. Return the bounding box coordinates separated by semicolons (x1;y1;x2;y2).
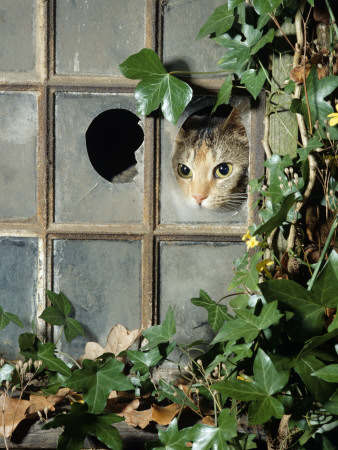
269;13;297;53
325;0;338;37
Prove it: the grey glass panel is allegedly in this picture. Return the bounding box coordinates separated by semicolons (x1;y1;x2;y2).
160;241;245;347
0;0;36;72
54;93;143;223
160;97;250;224
0;238;38;359
162;0;224;73
0;92;37;218
53;239;142;359
55;0;145;76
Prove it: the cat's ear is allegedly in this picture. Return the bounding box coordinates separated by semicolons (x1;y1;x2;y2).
220;108;246;137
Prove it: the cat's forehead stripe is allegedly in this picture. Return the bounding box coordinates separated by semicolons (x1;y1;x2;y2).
195;140;210;163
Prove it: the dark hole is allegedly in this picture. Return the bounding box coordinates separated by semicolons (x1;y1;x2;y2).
86;109;144;183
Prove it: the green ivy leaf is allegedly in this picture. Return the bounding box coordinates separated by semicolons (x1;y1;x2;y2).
196;5;235;39
37;342;72;377
212;301;283;345
212;349;287;424
290;67;338;128
241;67;266;99
119;48;192;124
294;355;336;402
250;29;275;54
253;192;299;236
228;251;264;292
211;76;233;114
142;305;176;350
298;329;338;359
156;418;193;449
263;154;293;203
312;364;338;383
259;279;328;337
127;345;168;375
0;306;24;330
228;0;245;11
297;137;323;162
66;358;133;414
312;250;338;308
191;290;231;332
43;403;123;450
190;409;237;448
155;379;198;411
0;364;15;382
252;0;284;15
40;291;84;342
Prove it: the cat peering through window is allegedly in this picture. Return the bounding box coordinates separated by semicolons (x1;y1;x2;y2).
172;104;249;213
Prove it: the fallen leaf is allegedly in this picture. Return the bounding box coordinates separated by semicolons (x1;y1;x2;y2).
202;415;216;426
152;402;180;425
80;325;142;363
0;396;33;438
108;399;153;429
27;388;70;414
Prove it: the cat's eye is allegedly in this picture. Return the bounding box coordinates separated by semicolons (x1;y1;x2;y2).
177;164;193;178
214;163;232;179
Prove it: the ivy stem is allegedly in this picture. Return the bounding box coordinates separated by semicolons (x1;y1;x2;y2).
307;214;337;291
56;350;81;369
324;0;338;37
54;326;64;346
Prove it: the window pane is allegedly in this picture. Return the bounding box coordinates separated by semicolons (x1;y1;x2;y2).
0;92;37;219
54;93;143;223
159;241;245;345
55;0;146;76
53;239;142;359
162;0;224;73
0;238;38;359
0;0;36;72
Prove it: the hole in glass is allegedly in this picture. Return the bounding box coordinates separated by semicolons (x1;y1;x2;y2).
86;109;144;183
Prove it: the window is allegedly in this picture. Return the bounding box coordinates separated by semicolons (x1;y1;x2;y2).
0;0;264;361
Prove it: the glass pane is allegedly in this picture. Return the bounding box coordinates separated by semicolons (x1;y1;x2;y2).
160;241;245;346
53;239;142;359
54;93;143;223
162;0;224;73
55;0;146;76
0;0;36;72
160;97;251;224
0;92;37;219
0;238;38;359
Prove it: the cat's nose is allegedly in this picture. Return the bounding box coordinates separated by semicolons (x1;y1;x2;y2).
192;194;207;205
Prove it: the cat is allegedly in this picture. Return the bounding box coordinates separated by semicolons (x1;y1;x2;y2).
172;107;249;212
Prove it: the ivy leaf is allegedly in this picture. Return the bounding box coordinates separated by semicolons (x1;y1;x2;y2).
157;418;193;449
142;305;176;350
154;379;198;411
259;279;328;337
196;5;235;39
253;192;299;236
127;344;172;375
43;403;123;450
211;76;233;114
66;358;133;414
250;29;275;55
212;301;283;345
297;137;323;162
191;290;231;331
0;364;15;382
212;349;287;424
263;154;293;203
37;342;72;377
0;306;24;330
228;0;245;11
252;0;284;15
40;291;84;342
190;409;237;449
290;67;338;128
119;48;192;124
312;364;338;383
228;251;264;292
241;67;266;99
294;355;336;402
312;250;338;307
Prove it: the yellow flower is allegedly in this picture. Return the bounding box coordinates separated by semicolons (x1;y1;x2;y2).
246;236;260;249
256;259;274;279
242;230;251;241
327;104;338;127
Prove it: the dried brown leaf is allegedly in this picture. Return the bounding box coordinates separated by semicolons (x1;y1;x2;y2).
151;403;180;425
202;415;216;426
80;324;142;362
0;396;33;438
108;399;153;429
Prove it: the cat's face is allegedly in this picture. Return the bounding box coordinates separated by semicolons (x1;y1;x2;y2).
172;108;249;212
